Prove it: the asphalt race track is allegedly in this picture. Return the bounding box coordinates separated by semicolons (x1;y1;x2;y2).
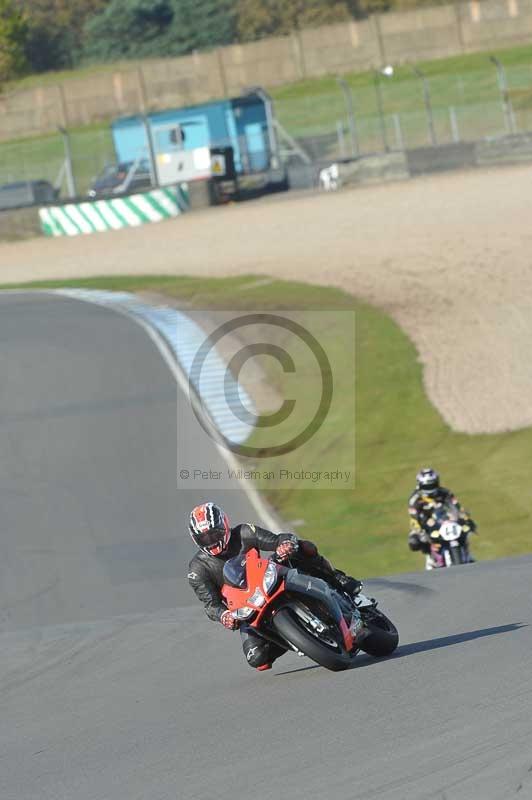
1;293;531;800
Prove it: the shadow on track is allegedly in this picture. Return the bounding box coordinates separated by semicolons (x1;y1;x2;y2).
275;664;321;676
355;622;527;668
274;623;526;675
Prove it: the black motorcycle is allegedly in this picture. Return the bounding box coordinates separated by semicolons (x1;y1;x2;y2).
425;501;476;569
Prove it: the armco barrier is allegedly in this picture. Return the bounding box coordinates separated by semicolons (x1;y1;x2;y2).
475;133;532;166
406;142;476;176
39;185;189;237
324;152;409;188
321;132;532;189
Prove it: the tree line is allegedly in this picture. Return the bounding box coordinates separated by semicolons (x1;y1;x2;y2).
1;0;438;82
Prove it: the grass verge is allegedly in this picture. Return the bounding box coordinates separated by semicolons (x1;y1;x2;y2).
1;273;531;578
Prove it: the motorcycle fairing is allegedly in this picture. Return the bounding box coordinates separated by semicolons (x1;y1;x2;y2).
283;569;353;651
284;569;336;604
222;550;275;609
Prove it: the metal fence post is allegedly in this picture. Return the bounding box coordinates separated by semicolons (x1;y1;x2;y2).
253;87;280;169
392;113;404;150
336;77;358;158
58;127;77;198
142;115;159;188
336;120;347;158
449;106;460;142
412;66;437;146
489;56;516;135
374;72;389;152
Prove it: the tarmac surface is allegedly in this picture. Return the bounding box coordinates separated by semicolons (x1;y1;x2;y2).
1;293;531;800
0;293;259;630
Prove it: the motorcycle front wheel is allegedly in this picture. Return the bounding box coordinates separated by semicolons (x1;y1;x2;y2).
358;608;399;657
272;607;353;672
449;545;467;565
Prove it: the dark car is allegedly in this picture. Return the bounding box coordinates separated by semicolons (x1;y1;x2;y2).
88;161;152;198
0;180;59;211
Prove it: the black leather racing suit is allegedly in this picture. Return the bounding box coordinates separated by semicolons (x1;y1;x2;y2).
408;487;476;553
188;523;357;669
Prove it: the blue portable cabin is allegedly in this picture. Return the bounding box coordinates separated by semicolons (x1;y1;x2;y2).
111;92;273;176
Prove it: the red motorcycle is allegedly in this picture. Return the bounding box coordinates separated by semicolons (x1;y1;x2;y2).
222;548;399;672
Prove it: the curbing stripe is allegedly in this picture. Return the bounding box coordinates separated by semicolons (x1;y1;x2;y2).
111;198;143;227
95;201;122;230
91;202;114;232
64;204;93;235
49;208;74;236
39;184;188;237
60;207;84;235
74;204;98;233
107;200;128;228
48;210;66;237
152;189;179;217
39;208;58;237
122;196;150;224
143;192;173;219
78;202;108;233
132;194;163;222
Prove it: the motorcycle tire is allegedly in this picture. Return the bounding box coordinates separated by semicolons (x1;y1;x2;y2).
450;546;465;565
358;608;399;657
272;607;353;672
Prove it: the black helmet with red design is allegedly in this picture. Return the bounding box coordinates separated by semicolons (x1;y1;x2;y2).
189;502;231;556
416;467;440;496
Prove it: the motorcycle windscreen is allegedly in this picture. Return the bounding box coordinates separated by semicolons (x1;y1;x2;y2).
433;500;459;523
223;556;247;588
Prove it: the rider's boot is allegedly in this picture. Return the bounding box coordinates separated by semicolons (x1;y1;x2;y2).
333;571;363;600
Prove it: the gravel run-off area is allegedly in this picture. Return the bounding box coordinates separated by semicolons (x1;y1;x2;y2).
1;164;531;434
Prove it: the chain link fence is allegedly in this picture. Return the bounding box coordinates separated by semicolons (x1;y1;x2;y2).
0;127;114;203
1;60;532;203
274;62;532;162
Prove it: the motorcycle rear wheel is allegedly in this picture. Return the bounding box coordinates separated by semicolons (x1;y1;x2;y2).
358;608;399;657
272;607;353;672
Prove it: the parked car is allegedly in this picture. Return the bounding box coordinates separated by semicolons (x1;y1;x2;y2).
0;180;58;212
87;161;152;198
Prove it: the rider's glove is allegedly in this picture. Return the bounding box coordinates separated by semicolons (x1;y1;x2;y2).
220;610;239;630
276;534;299;562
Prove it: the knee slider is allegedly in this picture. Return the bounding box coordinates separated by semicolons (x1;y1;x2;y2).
245;644;269;669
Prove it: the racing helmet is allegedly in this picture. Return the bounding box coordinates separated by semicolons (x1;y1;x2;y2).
189;502;231;556
416;467;440;495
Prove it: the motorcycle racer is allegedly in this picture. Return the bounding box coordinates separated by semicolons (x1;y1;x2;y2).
408;467;477;554
187;502;362;671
